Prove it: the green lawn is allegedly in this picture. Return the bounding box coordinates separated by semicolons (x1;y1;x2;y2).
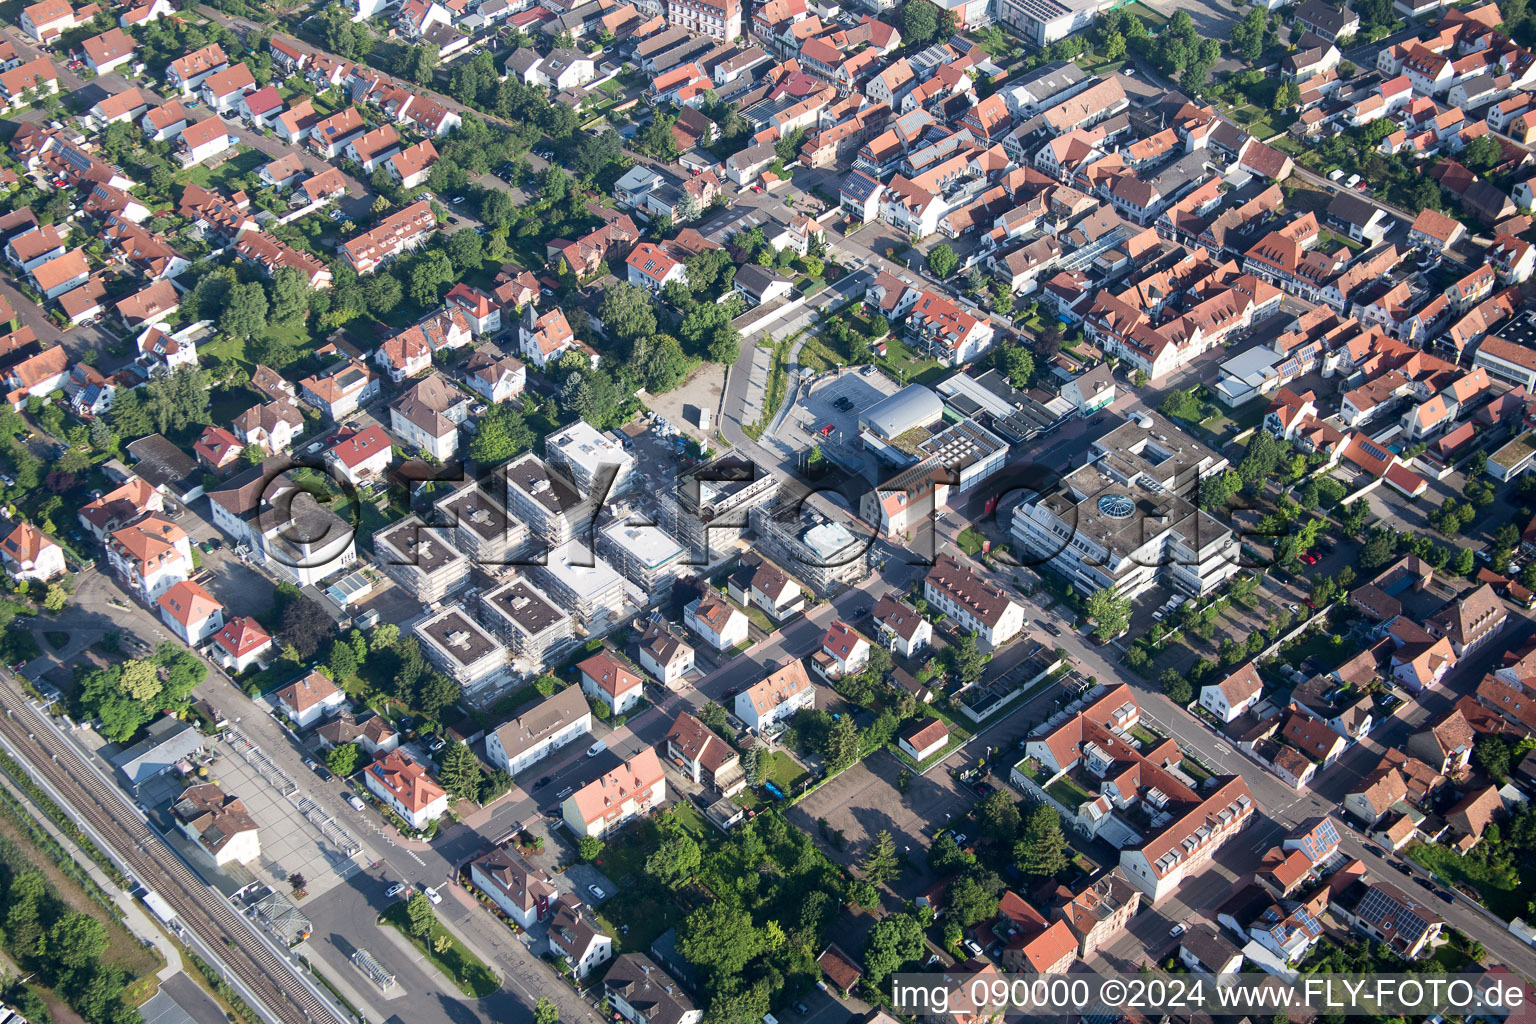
1117;0;1167;27
958;528;988;557
1408;842;1529;922
874;334;943;386
176;146;267;192
796;335;845;373
380;903;499;998
737;751;810;809
1046;776;1093;808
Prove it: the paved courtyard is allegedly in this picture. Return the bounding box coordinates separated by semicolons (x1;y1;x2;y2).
137;733;368;901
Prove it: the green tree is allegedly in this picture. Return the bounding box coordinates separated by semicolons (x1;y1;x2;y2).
1463;134;1503;173
901;0;942;46
1160;388;1203;421
444;228;484;272
578;835;604;861
467;405;535;464
977;789;1021;842
999;345;1034;388
1085;588;1130;641
325;742;360;777
1339;499;1371;535
413;671;461;722
328;638;357;680
119;659;161;704
42;583;66;613
436;741;482;801
599;282;659;348
646;832;702;886
480;189;515;230
945;868;1004;927
405;892;435;937
862;912;925;984
534;997;560;1024
824;713;860;772
952;631;986;686
1475;734;1512;782
859;828;899;886
927;833;975;875
37;911;108;971
678;901;761;983
363;273;403;318
1274;81;1301;110
408;250;455;307
1015;803;1069;879
1160;667;1193;705
267;266;311;326
927;243;958;279
219;281;269;338
639;333;689;393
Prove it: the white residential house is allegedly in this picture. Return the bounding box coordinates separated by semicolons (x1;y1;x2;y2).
735;660;815;734
156;579;225;646
172;784;260;867
106;515;193;603
1198;664;1264;722
273;670;346;729
364;750;449;830
684;592;749;651
562;748;666;838
577;649;645;717
0;521;65;582
872;594;932;658
470;847;555;927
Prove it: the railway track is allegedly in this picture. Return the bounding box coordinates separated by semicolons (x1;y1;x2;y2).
0;679;346;1024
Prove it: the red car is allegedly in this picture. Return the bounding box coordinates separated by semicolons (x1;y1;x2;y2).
1302;552;1320;565
820;423;835;436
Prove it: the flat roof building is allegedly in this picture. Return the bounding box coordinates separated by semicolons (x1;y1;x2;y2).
1011;463;1239;603
479;575;575;673
538;541;627;624
505;454;590;548
373;517;470;605
751;495;869;596
436;482;529;565
545;421;636;499
657;451;777;562
601;521;687;601
414;605;507;690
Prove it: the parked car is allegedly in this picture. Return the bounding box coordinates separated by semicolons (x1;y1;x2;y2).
963;939;984;958
346;794;366;812
587;740;607;757
1169;923;1186;938
1363;843;1385;858
533;776;552;789
304;759;332;781
1414;876;1436;892
386;883;406;898
1437;889;1455;904
588;884;607;900
424;886;442;905
428;737;446;754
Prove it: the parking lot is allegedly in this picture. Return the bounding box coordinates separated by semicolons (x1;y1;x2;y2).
778;367;903;479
